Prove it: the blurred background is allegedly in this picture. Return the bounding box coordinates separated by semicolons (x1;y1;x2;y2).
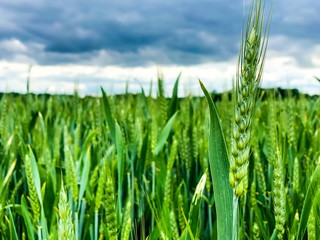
0;0;319;96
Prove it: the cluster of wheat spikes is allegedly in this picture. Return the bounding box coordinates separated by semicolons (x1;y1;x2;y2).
0;72;319;240
0;0;320;239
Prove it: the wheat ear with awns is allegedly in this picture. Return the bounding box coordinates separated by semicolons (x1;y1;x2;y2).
229;0;270;197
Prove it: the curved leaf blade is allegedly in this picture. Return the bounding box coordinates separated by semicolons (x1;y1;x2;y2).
153;111;179;156
297;164;320;240
199;80;233;240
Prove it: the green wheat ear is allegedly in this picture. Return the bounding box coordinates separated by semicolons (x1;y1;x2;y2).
229;0;270;197
64;129;78;203
121;200;132;240
273;147;286;239
24;152;40;224
104;172;118;240
58;181;74;240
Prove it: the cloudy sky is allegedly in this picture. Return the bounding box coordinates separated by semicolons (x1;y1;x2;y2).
0;0;319;96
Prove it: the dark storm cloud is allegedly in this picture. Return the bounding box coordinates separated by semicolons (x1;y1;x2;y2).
0;0;319;66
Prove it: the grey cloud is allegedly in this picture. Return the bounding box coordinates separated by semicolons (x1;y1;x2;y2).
0;0;244;65
0;0;318;67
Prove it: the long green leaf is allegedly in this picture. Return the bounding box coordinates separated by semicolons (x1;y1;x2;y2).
0;160;16;195
101;87;116;142
297;163;320;240
21;195;35;240
153;111;179;156
78;148;91;208
199;80;233;240
8;207;19;240
81;130;98;156
115;120;125;222
168;73;181;118
139;88;152;122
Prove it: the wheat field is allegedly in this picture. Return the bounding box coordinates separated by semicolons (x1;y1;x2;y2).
1;0;320;239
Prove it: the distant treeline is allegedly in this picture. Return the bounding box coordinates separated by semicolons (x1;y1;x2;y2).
0;87;318;102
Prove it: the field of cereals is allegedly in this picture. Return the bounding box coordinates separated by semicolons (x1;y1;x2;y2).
1;0;320;239
0;80;319;240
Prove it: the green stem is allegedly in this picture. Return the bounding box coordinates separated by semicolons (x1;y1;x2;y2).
208;204;213;237
151;161;155;229
37;226;42;240
94;211;98;240
233;196;239;240
75;212;79;240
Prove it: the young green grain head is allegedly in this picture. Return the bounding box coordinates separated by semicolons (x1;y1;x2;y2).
121;200;132;240
58;182;74;240
24;152;40;224
273;147;286;239
230;0;270;197
64;128;78;203
104;170;118;240
169;210;179;240
164;138;178;206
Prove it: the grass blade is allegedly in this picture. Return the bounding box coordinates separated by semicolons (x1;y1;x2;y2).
168;73;181;118
21;195;35;240
101;87;116;142
7;207;19;240
296;163;320;240
115;120;125;222
153;111;179;156
78;148;91;209
0;160;16;195
199;80;233;240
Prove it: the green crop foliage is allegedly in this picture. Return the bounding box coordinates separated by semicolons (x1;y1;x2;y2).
0;76;319;240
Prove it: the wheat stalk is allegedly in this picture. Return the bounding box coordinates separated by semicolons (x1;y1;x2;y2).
230;0;269;197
